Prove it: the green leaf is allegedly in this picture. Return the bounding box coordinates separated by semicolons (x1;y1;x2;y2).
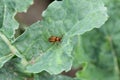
13;0;108;74
0;0;33;38
0;0;33;68
14;22;73;74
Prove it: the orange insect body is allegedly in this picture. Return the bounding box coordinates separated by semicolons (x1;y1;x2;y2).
49;36;62;42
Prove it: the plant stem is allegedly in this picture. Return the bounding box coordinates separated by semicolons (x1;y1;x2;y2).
0;32;28;65
107;36;120;80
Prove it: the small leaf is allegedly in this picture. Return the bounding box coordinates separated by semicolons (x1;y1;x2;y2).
0;0;33;38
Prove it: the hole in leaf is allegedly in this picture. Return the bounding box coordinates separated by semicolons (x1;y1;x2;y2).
15;0;54;37
15;0;53;25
